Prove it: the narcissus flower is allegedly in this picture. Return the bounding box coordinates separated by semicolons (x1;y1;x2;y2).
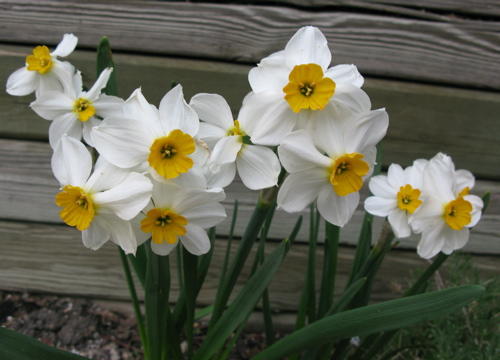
30;68;123;149
6;34;78;97
91;85;205;187
364;160;427;238
190;93;281;190
136;181;226;256
238;26;370;146
52;135;153;254
277;108;388;226
411;153;483;259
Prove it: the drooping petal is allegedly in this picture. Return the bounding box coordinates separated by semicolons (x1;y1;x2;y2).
51;135;92;187
91;117;153;168
210;136;242;172
151;239;178;256
106;215;138;255
190;93;234;130
440;227;470;255
284;26;331;71
317;184;360;227
388;210;412;238
82;216;111;251
364;196;397;217
278;130;332;173
6;67;39;96
204;162;236;189
417;221;448;259
181;224;211;255
278;169;326;213
51;33;78;57
324;64;364;87
159;84;199;136
93;172;152;221
236;145;281;190
48;112;82;150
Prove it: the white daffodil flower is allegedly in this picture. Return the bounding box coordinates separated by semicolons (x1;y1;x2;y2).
91;85;206;188
6;34;78;97
277;108;388;227
30;68;124;149
52;135;153;254
135;181;226;256
190;93;281;190
238;26;370;146
364;160;427;238
411;153;483;259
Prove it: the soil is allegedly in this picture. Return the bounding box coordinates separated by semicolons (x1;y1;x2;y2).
0;291;267;360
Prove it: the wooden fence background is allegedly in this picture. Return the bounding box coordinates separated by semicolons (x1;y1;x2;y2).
0;0;499;321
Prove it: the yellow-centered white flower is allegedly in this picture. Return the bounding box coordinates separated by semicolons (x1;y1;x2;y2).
52;135;153;254
190;93;281;190
6;34;78;97
277;107;388;226
134;181;226;256
238;26;370;146
411;153;483;259
364;160;427;238
91;85;206;188
30;68;123;149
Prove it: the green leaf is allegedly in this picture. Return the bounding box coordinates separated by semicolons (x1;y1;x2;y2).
0;327;90;360
252;285;484;360
96;36;118;96
193;238;290;360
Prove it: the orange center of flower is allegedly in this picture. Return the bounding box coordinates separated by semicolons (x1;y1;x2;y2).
444;197;472;231
397;184;423;214
283;63;336;113
148;129;195;179
329;153;369;196
74;98;96;122
141;208;188;245
26;46;53;74
55;185;95;231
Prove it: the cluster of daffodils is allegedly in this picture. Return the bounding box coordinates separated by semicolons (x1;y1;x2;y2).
364;153;483;259
6;27;483;260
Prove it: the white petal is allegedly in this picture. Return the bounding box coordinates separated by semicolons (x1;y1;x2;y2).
317;185;359;227
124;88;163;137
344;108;389;154
86;68;113;100
284;26;331;70
82;117;101;147
51;34;78;57
85;156;130;192
151;239;178;256
238;91;296;146
93;94;124;118
6;67;38;96
181;202;226;229
333;84;371;113
198;122;227;147
93;172;153;221
387;163;405;189
181;224;211;255
416;221;447;259
47;61;75;94
237;145;281;190
325;64;364;87
464;194;483;228
210;136;242;172
159;84;199;136
455;169;475;194
205;162;236;189
51;135;92;186
106;215;138;255
190;93;234;129
388;210;412;238
174;187;226;215
91;117;153;168
248;51;289;93
277;169;325;213
151;182;179;209
82;216;111;251
30;91;74;120
410;198;445;233
48;112;82;150
364;196;397;217
440;227;469;254
368;175;396;199
278;130;331;173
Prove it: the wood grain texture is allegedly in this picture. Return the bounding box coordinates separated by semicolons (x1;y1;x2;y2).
2;44;500;179
0;138;499;254
0;221;498;311
0;1;499;89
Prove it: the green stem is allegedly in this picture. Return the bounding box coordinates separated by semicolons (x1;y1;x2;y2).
118;247;148;359
317;221;339;319
182;246;198;359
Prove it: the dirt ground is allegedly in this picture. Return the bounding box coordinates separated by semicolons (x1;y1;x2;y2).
0;291;267;359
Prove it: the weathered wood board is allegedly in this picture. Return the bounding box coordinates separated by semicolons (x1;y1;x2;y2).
0;0;499;89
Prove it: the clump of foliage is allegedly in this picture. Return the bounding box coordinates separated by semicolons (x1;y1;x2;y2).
378;253;499;360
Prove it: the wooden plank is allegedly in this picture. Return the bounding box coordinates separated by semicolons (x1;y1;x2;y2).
2;45;500;178
0;221;498;311
0;138;499;254
0;1;499;89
